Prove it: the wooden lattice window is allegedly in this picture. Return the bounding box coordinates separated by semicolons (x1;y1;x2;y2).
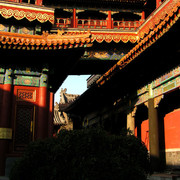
14;105;34;151
17;89;36;102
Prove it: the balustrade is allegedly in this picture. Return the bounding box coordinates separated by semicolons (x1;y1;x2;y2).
113;20;141;30
56;18;72;28
5;0;42;5
56;17;141;30
77;19;107;29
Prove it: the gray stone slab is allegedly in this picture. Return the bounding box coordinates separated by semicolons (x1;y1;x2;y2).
0;177;9;180
5;157;20;177
150;173;180;180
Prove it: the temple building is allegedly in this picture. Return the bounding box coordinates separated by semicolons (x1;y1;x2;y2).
0;0;179;176
54;88;79;132
60;0;180;173
0;0;92;176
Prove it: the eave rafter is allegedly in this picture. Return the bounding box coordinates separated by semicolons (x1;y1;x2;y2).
96;0;180;86
0;30;92;50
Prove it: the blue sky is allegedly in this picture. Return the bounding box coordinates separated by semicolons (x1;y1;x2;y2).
54;75;90;103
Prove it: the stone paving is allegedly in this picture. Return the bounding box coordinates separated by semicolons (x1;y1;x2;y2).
0;177;9;180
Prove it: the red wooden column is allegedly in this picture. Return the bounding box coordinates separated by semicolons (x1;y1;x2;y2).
107;11;112;29
36;0;43;5
0;69;13;176
141;11;145;22
36;69;48;139
72;9;77;28
156;0;162;8
48;92;54;137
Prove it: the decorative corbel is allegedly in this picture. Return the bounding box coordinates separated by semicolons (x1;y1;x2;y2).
144;101;148;108
131;106;137;117
154;95;164;108
127;106;137;135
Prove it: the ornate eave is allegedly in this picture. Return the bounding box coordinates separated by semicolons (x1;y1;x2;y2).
0;30;92;92
0;1;54;23
91;31;138;43
96;0;180;86
0;30;92;50
138;0;179;39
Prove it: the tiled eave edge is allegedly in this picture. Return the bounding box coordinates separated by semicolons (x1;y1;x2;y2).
0;30;92;50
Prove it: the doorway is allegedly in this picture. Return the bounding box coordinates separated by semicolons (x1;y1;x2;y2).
14;105;35;151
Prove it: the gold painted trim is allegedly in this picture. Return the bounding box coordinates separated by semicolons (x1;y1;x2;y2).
0;128;12;139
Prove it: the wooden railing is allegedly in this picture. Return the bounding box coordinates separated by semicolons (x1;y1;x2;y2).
5;0;43;5
77;19;107;29
56;18;72;28
113;21;141;30
56;17;142;30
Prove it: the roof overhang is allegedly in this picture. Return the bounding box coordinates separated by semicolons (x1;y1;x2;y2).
0;1;54;23
0;30;92;92
62;0;180;115
43;0;146;11
97;0;180;86
0;30;92;50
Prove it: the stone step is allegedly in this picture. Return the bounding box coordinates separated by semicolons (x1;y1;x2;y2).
150;173;180;180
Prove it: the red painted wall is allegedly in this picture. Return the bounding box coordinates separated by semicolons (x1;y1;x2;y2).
164;109;180;149
136;109;180;151
141;119;149;150
135;119;149;150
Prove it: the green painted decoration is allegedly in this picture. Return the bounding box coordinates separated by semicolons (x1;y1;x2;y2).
14;76;40;87
40;73;48;87
4;69;13;85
